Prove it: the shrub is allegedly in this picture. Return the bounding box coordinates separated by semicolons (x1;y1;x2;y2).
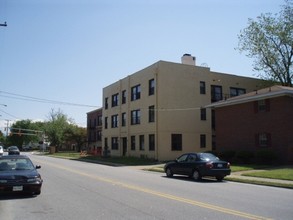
255;150;277;164
218;150;236;162
236;151;254;164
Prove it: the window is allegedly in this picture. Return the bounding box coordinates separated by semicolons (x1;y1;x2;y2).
149;79;155;95
230;87;246;97
104;117;108;129
105;97;108;109
149;105;155;122
97;131;102;141
111;93;119;107
97;116;102;126
111;115;118;128
255;99;270;113
111;137;118;150
200;108;206;121
131;136;136;150
256;133;271;147
139;135;145;151
122;90;126;104
131;109;141;125
171;134;182;151
122;112;126;127
211;85;223;102
200;134;206;148
131;85;141;101
104;137;108;148
200;81;206;94
149;134;155;151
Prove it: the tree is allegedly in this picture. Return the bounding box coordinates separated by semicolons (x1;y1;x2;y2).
7;120;43;149
46;109;73;151
237;0;293;86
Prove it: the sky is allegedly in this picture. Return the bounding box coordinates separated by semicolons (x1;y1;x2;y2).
0;0;284;131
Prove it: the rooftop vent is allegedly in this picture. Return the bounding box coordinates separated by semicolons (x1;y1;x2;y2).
181;54;196;65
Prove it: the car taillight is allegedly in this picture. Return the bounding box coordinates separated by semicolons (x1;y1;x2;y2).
227;162;230;168
206;162;213;169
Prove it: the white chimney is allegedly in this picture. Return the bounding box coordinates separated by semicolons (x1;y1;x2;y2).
181;54;196;65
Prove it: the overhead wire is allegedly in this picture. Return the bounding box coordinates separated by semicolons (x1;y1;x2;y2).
0;90;100;108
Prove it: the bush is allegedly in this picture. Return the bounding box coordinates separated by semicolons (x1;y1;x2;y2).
236;151;254;164
255;150;277;164
218;150;236;162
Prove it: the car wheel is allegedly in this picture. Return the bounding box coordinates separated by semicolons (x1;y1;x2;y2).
166;168;173;177
192;170;201;181
216;176;224;182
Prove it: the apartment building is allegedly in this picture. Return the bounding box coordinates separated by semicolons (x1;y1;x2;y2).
87;108;103;155
207;86;293;164
102;54;265;161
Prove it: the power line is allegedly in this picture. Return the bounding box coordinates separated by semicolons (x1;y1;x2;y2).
0;90;100;108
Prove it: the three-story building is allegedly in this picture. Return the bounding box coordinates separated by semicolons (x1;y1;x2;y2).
102;54;266;161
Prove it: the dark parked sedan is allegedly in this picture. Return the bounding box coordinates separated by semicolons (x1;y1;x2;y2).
0;155;43;195
8;146;20;155
164;152;231;181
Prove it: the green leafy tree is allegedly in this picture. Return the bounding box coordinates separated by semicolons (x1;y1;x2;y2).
7;120;42;149
71;126;87;152
237;0;293;86
45;109;73;151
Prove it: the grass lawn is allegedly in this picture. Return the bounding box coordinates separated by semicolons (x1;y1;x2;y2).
242;168;293;181
49;152;158;166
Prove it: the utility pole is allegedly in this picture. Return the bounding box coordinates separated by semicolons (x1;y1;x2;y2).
0;22;7;27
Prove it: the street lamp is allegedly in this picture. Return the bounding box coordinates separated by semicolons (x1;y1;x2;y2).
0;104;7;107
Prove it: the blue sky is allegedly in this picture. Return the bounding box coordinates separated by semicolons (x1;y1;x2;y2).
0;0;283;129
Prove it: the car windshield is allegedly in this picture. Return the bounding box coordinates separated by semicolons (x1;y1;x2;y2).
199;153;219;161
9;146;18;150
0;158;35;171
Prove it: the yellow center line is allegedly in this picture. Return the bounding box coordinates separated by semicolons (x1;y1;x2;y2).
36;159;273;220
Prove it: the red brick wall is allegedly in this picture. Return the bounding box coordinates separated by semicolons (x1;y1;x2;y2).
215;96;293;164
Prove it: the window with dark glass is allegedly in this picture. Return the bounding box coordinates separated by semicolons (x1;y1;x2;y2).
112;93;119;107
230;87;246;97
122;112;126;127
200;81;206;94
171;134;182;151
254;99;270;113
211;85;223;102
131;109;141;125
149;105;155;122
200;134;207;148
139;135;145;151
104;117;108;129
149;79;155;95
104;137;108;148
256;133;271;147
111;114;118;128
98;115;102;126
122;90;126;104
149;134;155;151
131;136;136;150
200;134;206;148
111;137;118;150
131;85;141;101
105;97;108;109
200;108;206;121
97;131;102;141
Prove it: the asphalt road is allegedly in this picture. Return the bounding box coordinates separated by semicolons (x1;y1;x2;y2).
1;153;292;220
